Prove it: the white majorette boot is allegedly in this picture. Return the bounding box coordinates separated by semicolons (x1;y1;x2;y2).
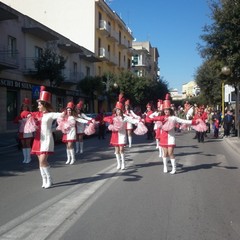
159;146;163;158
80;142;83;154
75;142;80;154
22;148;27;163
120;153;125;170
43;166;52;189
163;157;168;173
66;149;71;164
128;136;132;148
116;154;121;170
69;149;76;165
40;167;47;188
25;148;32;163
156;139;159;149
170;159;176;174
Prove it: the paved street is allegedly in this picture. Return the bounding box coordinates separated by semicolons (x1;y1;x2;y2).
0;131;240;240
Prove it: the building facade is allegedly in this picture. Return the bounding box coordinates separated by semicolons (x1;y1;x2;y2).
0;2;98;132
131;41;159;81
1;0;134;76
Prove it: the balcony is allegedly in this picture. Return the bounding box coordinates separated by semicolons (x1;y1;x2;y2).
62;70;82;84
23;57;37;75
107;55;118;66
107;29;118;42
0;48;19;70
118;38;128;49
98;47;109;61
97;20;110;36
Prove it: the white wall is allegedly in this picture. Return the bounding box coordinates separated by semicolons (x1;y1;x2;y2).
1;0;96;52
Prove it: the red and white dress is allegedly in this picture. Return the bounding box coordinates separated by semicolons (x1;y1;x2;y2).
30;112;63;155
14;113;33;140
76;113;93;136
104;115;140;147
152;115;193;147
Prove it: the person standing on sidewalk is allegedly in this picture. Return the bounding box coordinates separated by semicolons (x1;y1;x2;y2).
150;94;201;174
14;98;33;163
223;110;234;137
25;86;65;189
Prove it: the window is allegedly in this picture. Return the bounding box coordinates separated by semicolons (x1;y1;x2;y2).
86;66;90;77
132;55;138;65
8;36;17;57
35;46;42;58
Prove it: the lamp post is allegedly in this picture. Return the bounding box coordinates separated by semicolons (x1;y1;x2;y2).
221;66;231;118
221;66;240;138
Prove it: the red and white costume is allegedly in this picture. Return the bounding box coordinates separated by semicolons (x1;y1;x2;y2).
152;115;193;147
30;111;64;155
76;113;93;135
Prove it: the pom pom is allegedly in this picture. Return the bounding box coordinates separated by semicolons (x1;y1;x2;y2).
134;122;148;135
192;119;208;132
84;123;96;135
24;117;38;133
162;117;176;131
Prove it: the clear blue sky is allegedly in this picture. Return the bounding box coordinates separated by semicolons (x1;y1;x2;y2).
108;0;212;93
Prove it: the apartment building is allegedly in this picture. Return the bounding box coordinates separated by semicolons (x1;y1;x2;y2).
132;41;159;81
0;2;99;132
182;80;200;99
1;0;134;76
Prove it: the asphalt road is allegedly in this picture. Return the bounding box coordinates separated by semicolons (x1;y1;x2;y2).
0;131;240;240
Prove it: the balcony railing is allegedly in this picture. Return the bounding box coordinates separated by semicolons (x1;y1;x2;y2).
23;57;37;74
62;69;82;84
0;48;19;69
98;47;109;60
98;20;110;35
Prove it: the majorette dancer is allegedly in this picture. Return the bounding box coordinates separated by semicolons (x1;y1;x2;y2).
104;93;147;170
24;86;65;189
143;102;154;140
14;97;33;163
150;94;203;174
57;101;94;164
124;99;140;148
149;99;164;158
75;100;94;154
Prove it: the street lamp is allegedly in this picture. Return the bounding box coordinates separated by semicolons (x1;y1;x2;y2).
221;66;231;119
221;66;240;138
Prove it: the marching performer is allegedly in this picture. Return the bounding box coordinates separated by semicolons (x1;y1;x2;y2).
57;101;90;165
124;99;140;148
150;94;202;174
149;99;164;158
104;94;147;170
14;98;33;163
24;86;65;189
75;101;94;154
143;102;154;140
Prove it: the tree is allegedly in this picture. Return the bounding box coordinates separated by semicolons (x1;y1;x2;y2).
115;71;169;109
195;59;222;106
199;0;240;85
34;48;66;87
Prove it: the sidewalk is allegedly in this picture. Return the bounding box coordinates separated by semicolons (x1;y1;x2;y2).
224;136;240;155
